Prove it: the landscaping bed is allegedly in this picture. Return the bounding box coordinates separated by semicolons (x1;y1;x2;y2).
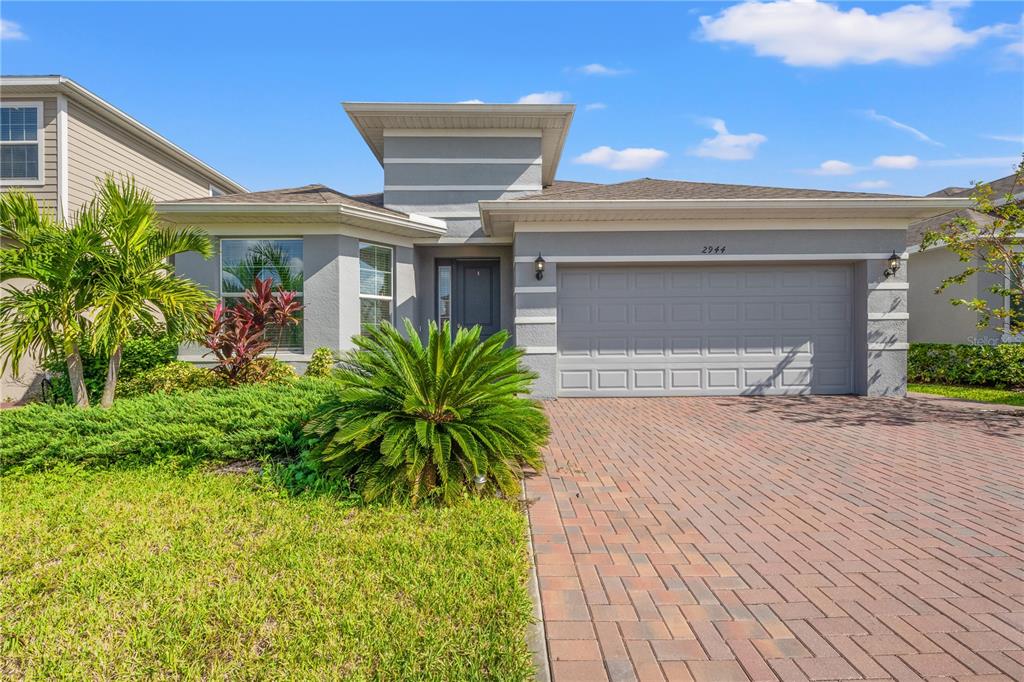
0;466;535;680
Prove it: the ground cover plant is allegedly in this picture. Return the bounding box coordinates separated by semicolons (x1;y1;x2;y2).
908;342;1024;388
908;382;1024;407
0;466;535;681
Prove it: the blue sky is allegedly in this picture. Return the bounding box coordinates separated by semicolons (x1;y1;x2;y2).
2;1;1022;196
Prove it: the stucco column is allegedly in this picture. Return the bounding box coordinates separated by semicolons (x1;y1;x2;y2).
513;256;558;399
861;256;909;396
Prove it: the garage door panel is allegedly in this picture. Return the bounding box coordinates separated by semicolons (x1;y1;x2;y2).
556;264;853;396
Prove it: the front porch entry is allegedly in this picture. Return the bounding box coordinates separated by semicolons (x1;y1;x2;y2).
436;258;502;338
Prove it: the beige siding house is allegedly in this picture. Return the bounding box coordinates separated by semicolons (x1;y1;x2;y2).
1;76;245;402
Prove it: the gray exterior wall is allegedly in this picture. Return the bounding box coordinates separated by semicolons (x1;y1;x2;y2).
175;235;417;364
907;249;1003;344
382;135;541;238
512;227;909;398
412;244;514;338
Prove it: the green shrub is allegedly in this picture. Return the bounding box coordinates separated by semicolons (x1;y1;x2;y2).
246;357;297;384
118;361;223;398
43;327;179;404
304;347;338;378
0;379;334;473
908;343;1024;388
305;320;549;506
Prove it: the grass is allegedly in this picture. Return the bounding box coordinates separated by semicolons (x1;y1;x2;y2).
908;383;1024;407
0;466;535;681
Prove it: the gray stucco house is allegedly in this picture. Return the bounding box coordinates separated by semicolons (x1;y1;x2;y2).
160;102;968;398
907;173;1023;346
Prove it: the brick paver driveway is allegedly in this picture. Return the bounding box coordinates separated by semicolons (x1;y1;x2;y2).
526;396;1024;682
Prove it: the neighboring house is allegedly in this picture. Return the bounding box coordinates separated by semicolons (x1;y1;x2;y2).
159;102;965;398
907;173;1023;345
1;75;246;402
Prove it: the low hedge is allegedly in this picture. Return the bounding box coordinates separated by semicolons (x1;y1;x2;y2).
908;343;1024;389
0;379;334;474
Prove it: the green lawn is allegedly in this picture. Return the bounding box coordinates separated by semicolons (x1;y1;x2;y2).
908;383;1024;407
0;467;535;681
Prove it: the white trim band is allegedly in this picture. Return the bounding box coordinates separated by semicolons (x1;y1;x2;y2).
383;129;542;138
521;346;557;355
515;316;556;325
514;286;557;294
385;184;540;192
868;343;910;351
56;95;69;221
868;312;910;320
868;281;909;290
384;157;541;165
513;253;909;264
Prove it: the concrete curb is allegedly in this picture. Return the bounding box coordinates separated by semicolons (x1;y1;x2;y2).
907;391;1024;411
521;480;551;682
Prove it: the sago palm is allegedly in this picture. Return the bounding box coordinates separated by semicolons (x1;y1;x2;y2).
304;320;549;505
88;175;214;407
0;191;101;407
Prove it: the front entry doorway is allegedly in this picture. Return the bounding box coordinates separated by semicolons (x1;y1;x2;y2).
436;259;501;339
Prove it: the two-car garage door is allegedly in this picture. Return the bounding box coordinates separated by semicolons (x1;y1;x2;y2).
556;263;854;396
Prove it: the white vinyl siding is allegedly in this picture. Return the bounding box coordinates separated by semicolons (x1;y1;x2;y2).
359;243;393;329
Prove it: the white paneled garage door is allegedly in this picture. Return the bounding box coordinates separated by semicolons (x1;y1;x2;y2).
557;264;854;396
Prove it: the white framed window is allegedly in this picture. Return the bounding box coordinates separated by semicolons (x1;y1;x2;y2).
220;238;304;351
1004;260;1024;343
1;102;45;185
359;242;393;330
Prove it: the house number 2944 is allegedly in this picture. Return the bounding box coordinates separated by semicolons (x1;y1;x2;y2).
701;245;726;254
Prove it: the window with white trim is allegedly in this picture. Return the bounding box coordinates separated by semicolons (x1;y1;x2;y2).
359;242;393;329
1;103;43;183
220;238;304;351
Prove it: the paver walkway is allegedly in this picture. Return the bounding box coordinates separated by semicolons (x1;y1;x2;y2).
526;396;1024;682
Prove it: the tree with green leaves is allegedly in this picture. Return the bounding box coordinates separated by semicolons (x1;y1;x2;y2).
0;192;101;407
922;157;1024;337
88;176;215;407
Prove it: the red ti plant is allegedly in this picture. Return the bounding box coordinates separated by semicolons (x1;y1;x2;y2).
203;277;303;384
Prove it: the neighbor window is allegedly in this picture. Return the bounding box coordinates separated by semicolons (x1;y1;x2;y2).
220;238;304;351
1;103;43;183
359;242;393;329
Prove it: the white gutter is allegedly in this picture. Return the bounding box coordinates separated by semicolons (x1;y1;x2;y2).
479;197;974;235
157;202;448;236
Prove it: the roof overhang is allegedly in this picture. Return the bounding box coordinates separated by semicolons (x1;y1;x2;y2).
1;75;246;194
478;197;974;237
343;102;574;187
157;202;447;238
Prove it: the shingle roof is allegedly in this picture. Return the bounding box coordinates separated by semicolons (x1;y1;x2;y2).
167;184;409;218
515;178;910;201
927;172;1021;199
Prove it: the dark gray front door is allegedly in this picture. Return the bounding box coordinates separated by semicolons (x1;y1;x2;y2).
454;260;500;339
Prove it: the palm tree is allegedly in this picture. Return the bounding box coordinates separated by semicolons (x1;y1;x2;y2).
89;175;214;407
0;192;102;407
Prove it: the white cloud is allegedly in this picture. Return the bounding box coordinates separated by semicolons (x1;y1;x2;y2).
1006;39;1024;56
575;63;630;76
873;154;920;169
854;179;891;189
699;0;998;67
1;19;26;40
813;160;856;176
585;102;607;111
985;133;1024;144
689;118;766;160
517;91;566;104
863;109;942;146
457;99;484;104
574;146;669;171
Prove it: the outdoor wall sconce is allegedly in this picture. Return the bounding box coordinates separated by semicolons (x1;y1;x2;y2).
534;253;546;280
884;250;901;278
